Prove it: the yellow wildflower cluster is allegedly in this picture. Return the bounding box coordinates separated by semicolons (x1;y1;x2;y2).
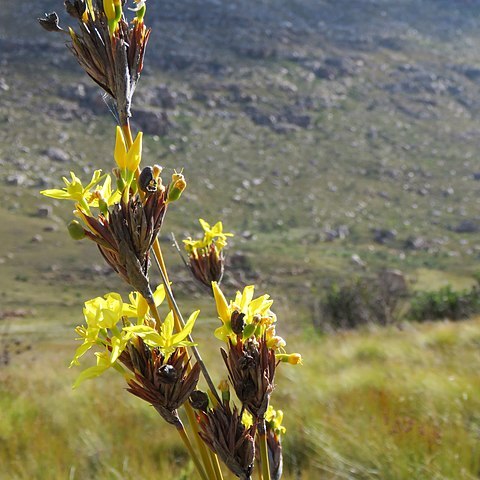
183;219;233;258
40;169;120;216
212;281;302;364
265;406;286;436
70;286;198;388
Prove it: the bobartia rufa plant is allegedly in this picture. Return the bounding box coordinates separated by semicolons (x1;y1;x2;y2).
38;1;302;479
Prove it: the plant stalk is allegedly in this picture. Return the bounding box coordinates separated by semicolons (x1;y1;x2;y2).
184;400;221;480
210;450;224;480
258;419;271;480
124;121;223;478
177;423;209;480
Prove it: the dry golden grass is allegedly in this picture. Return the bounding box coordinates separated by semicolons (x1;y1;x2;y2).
2;318;480;479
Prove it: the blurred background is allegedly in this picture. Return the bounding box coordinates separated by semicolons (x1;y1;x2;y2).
2;0;480;478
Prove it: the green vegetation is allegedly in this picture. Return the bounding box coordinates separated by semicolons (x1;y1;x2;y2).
411;284;480;322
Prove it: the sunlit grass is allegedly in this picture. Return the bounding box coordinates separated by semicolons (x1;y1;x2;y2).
2;318;480;479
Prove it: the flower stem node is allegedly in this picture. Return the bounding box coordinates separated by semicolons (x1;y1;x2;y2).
39;0;151;126
221;337;276;419
126;342;201;427
79;190;168;299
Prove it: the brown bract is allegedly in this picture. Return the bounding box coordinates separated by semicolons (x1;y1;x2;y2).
197;402;256;480
82;190;167;302
266;428;283;480
221;337;276;419
39;0;150;126
123;339;201;428
188;244;225;289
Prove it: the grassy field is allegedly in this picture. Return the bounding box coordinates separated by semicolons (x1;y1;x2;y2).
2;312;480;479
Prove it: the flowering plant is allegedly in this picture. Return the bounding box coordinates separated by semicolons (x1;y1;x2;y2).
39;1;301;479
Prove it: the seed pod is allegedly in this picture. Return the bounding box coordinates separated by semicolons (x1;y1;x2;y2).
156;364;178;384
139;166;157;193
189;390;210;412
38;12;63;32
231;310;245;335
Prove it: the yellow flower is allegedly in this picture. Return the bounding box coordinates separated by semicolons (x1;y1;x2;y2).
41;169;107;212
199;219;233;248
183;219;233;255
123;309;198;359
70;288;173;387
72;342;130;389
265;406;286;436
242;410;254;429
88;174;121;209
211;282;276;343
70;292;125;367
122;284;166;324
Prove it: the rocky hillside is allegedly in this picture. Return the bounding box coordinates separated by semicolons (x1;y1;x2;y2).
2;0;480;321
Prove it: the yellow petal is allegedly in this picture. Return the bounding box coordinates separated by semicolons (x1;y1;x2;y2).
103;0;115;20
126;131;142;172
114;126;127;169
240;285;255;313
212;281;230;324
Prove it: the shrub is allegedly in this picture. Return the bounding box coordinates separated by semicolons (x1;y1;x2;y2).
315;270;408;330
409;285;480;321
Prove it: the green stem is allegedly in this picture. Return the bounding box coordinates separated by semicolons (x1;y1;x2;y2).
177;424;209;480
146;298;162;328
258;419;271;480
210;450;224;480
184;401;221;480
124;121;222;477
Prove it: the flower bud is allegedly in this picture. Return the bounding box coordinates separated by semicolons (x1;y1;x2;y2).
189;390;210;412
114;126;127;170
67;220;86;240
276;353;302;365
167;172;186;202
103;0;115;20
218;379;230;404
98;197;109;216
126;132;143;172
267;335;286;350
